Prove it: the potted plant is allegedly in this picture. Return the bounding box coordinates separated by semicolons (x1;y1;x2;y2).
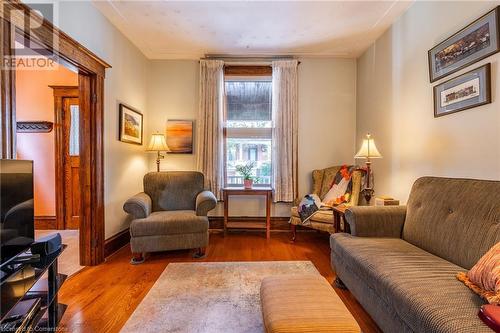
235;161;257;189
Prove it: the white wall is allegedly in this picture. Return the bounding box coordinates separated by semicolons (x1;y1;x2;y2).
356;1;500;204
55;1;150;238
147;58;357;216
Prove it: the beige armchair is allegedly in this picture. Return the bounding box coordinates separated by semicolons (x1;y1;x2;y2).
123;171;217;264
290;166;363;241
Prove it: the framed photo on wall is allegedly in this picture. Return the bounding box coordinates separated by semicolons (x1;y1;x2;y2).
166;120;193;154
428;6;499;82
433;63;491;117
119;104;143;145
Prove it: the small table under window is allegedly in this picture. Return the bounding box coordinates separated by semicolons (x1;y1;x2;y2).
222;187;273;239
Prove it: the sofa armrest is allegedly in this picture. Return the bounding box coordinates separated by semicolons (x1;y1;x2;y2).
123;192;152;219
196;190;217;216
345;206;407;238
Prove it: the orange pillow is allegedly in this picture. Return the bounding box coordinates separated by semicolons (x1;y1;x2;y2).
457;242;500;305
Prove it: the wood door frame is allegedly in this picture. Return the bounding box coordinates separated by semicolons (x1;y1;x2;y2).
51;86;79;230
1;1;111;265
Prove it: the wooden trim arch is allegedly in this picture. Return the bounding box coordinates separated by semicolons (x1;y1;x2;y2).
1;0;111;265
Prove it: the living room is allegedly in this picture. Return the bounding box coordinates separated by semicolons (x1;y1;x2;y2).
0;1;499;333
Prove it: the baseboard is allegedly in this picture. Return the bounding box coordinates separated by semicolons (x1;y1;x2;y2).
104;228;130;258
209;216;291;230
34;216;57;229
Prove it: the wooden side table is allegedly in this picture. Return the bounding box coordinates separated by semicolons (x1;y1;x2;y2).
222;187;273;239
333;205;350;233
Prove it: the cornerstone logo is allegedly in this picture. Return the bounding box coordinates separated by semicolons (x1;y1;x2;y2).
2;2;58;70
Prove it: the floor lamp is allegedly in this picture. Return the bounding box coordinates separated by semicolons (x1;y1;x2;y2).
354;133;382;204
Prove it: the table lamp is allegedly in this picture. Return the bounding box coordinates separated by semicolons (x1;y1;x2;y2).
354;133;382;204
147;133;169;172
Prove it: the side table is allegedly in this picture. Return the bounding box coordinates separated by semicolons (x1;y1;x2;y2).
333;205;350;233
222;187;273;239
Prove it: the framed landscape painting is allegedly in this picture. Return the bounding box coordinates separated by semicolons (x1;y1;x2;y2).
433;63;491;118
166;120;193;154
428;6;499;82
119;104;143;145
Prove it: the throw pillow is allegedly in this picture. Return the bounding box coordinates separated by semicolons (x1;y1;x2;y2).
456;242;500;305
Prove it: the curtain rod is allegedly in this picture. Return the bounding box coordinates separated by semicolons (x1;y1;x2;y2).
200;55;300;65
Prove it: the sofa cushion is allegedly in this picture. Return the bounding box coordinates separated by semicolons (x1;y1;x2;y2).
403;177;500;270
330;234;490;333
130;210;208;237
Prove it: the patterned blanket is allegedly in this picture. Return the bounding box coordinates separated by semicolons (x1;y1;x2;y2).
297;165;357;224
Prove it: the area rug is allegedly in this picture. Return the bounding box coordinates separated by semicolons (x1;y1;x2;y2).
120;261;319;333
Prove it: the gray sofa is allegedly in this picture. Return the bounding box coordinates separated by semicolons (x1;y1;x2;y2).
330;177;500;333
123;171;217;263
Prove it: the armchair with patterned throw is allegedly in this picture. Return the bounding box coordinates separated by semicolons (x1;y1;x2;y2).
290;165;363;241
123;171;217;264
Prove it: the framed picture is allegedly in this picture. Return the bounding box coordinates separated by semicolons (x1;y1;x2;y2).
433;63;491;118
119;104;143;145
166;120;193;154
428;6;499;82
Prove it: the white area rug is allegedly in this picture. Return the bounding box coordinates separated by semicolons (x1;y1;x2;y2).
120;261;320;333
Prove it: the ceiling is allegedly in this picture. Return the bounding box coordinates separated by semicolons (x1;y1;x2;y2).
93;1;413;60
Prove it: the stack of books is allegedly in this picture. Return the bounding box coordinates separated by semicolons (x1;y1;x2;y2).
374;196;400;206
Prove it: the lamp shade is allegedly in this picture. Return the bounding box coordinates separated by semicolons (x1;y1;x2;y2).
355;134;382;159
146;133;169;151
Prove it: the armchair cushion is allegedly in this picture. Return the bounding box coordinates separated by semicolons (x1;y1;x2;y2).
130;210;208;237
345;206;407;238
290;206;334;225
195;190;217;216
123;192;152;219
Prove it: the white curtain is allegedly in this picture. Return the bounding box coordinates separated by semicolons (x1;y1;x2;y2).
272;60;298;202
196;60;225;199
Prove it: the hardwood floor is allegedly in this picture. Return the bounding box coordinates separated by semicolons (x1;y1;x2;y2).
58;231;381;333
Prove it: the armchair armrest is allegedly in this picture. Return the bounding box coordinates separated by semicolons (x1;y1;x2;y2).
123;192;152;219
196;190;217;216
345;205;407;238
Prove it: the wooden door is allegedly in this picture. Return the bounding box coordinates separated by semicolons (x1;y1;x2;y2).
63;97;80;229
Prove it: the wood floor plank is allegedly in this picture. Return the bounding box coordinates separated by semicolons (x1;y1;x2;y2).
58;232;381;333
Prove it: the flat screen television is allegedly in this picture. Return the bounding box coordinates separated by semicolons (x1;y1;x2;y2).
0;160;34;267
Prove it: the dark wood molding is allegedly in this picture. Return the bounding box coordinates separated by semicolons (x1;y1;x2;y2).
104;228;130;258
16;121;53;133
34;216;57;229
224;65;272;76
2;1;110;266
2;1;111;76
1;18;16;158
52;86;79;230
49;85;80;97
209;216;291;230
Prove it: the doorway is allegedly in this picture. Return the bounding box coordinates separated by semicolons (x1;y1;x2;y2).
1;2;111;266
15;68;82;276
52;87;80;231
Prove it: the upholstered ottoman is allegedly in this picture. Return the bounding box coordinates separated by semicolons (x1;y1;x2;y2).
260;274;360;333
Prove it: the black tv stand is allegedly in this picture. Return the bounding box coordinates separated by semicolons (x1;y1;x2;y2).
0;245;67;332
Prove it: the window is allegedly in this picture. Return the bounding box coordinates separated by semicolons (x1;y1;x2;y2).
224;77;272;187
69;104;79;156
